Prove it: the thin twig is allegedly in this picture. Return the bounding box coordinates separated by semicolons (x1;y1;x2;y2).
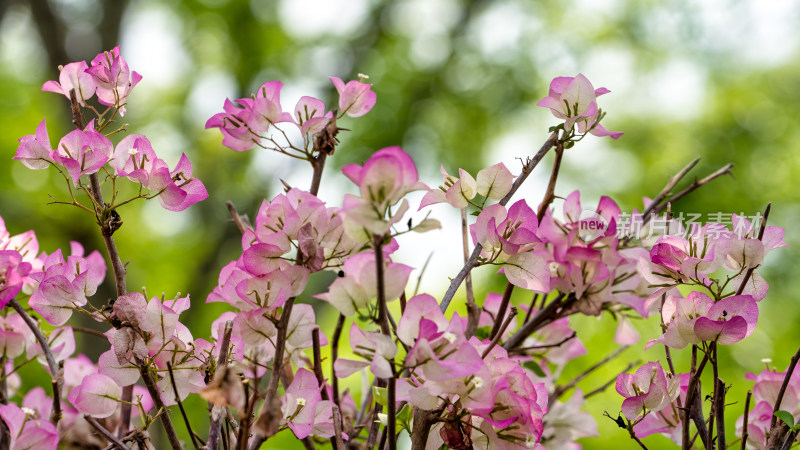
8;299;61;423
139;365;182;450
551;346;629;400
715;378;726;450
652;163;734;217
250;296;298;449
489;283;514;340
461;207;479;338
226;201;252;233
736;203;771;296
741;390;752;450
770;346;800;429
373;235;396;450
312;328;327;399
509;331;576;355
440;131;558;313
640;157;700;222
413;253;433;298
85;415;128;450
536;141;564;220
168;362;200;450
503;293;570;351
482;308;518;359
332;404;345;450
309;152;327;197
584;360;640;399
209;321;234;450
331;313;345;407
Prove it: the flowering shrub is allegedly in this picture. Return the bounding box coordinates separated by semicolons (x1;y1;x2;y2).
1;48;795;450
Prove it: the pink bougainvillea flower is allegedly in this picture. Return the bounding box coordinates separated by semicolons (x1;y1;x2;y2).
334;323;397;379
537;74;623;139
41;61;96;106
146;154;209;212
693;294;758;345
110;134;159;184
315;251;412;317
14;119;54;170
248;81;294;133
67;373;122;418
342;146;427;209
0;403;59;450
330;77;376;117
293;96;333;135
616;361;679;419
85;47;142;115
205;98;258;151
283;368;322;439
0;251;31;309
51;120;113;185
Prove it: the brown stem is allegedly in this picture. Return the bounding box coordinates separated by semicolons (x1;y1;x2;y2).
509;331;576;355
583;360;640;399
536;141;564;220
639;158;699;222
85;415;128;450
250;296;297;449
440;131;558;313
409;408;438;450
209;321;234;450
550;346;629;405
715;378;726;450
489;283;514;340
502;293;570;351
69;89;133;436
167;363;200;450
309;152;327;197
311;328;327;399
372;235;396;450
770;346;800;429
331;404;345;450
736;203;771;296
651;163;734;218
522;293;540;324
225;201;252;234
7;299;61;424
683;346;710;450
331;313;345;407
628;424;650;450
482;308;517;359
707;343;719;449
461;208;479;338
139;366;182;450
741;390;752;450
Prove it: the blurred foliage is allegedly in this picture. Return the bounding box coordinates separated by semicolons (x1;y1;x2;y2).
1;0;799;448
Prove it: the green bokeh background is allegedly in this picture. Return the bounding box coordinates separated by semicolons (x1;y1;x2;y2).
1;0;798;448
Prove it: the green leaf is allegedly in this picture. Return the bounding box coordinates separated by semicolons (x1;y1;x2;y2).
774;410;795;429
396;404;412;432
474;326;492;340
373;386;388;406
522;360;546;378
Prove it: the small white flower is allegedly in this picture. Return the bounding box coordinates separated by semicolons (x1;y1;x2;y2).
128;148;139;156
443;332;457;344
358;73;370;80
296;397;306;407
472;376;484;389
21;407;36;416
761;358;772;364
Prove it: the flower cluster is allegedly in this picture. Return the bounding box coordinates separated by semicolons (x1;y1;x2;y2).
205;77;375;153
4;61;791;450
15;47;207;213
